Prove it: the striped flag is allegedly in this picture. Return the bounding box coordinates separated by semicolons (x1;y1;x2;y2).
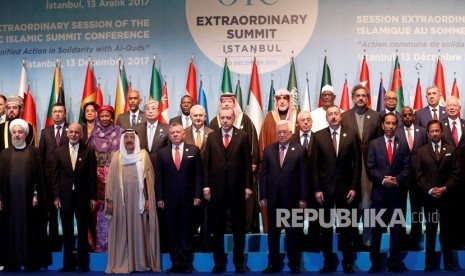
390;55;404;112
79;61;96;124
267;79;275;112
376;75;387;112
186;58;198;104
235;79;243;112
114;59;129;122
45;61;65;127
158;80;170;123
245;57;263;133
435;56;446;105
360;54;372;107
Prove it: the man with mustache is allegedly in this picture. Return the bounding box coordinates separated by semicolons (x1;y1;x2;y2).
0;96;34;153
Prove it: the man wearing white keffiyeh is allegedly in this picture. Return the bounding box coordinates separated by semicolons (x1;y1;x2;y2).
105;130;161;273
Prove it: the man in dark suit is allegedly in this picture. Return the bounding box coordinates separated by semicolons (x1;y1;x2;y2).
169;95;194;128
0;96;34;152
156;123;202;273
341;84;382;250
367;113;410;273
260;120;308;274
414;85;447;128
311;105;361;273
203;107;253;273
184;104;213;251
379;91;402;128
414;120;459;272
440;96;465;249
53;123;97;273
115;89;146;129
39;102;69;252
395;106;428;250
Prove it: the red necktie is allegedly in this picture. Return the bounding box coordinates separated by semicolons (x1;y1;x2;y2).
452;121;459;147
174;146;181;170
432;108;438;121
387;139;393;165
406;127;414;152
224;133;229;148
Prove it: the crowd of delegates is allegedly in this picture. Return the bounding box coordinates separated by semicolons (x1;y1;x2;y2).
0;82;464;274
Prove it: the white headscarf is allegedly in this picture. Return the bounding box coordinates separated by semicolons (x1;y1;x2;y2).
9;118;29;135
119;130;146;214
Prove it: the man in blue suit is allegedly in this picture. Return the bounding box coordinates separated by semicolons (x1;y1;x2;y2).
414;85;447;128
156;123;203;273
260;120;309;274
367;113;410;273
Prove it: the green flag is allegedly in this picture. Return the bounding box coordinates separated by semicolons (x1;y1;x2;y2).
149;57;162;101
287;57;299;110
268;79;275;112
221;58;233;94
235;79;243;111
390;56;404;112
319;56;332;107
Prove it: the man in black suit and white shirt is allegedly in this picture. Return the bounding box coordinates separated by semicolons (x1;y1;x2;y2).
169;95;194;128
115;89;146;129
414;85;446;128
53;123;97;272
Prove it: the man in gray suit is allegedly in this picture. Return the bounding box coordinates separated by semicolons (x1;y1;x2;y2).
116;89;146;129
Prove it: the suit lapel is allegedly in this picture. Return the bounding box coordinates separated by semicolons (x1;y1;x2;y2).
325;129;337;157
349;110;361;140
226;129;239;159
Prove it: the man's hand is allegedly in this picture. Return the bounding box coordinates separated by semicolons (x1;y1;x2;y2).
383;176;398;187
33;195;38;207
54;198;61;210
346;190;356;204
315;192;324;205
194;198;202;206
299;200;307;209
157;200;165;209
245;188;253;200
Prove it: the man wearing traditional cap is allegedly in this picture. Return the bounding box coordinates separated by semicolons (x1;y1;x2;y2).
0;119;50;271
0;96;34;153
209;92;260;233
115;89;146;129
311;85;339;132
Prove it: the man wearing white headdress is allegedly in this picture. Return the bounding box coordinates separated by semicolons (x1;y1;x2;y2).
0;119;50;271
105;130;160;273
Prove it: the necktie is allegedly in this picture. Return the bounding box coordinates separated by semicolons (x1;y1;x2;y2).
387;139;393;165
302;133;309;148
131;114;136;128
195;129;202;149
71;146;77;170
432;108;438;121
279;146;286;167
185;116;191;128
452;121;459;147
174;146;181;170
224;133;230;148
148;125;155;151
434;143;440;160
406;127;414;152
332;131;338;156
55;125;61;147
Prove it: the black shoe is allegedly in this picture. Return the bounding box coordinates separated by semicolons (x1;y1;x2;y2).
288;264;300;274
444;263;456;271
358;244;371;252
235;264;246;273
319;263;336;273
424;264;433;272
58;267;75;273
211;265;225;273
387;263;406;273
262;265;282;274
166;266;182;273
77;267;90;273
342;260;354;273
368;264;382;273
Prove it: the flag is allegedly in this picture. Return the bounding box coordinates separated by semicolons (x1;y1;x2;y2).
390;55;404;112
287;57;299;109
435;56;446;105
221;58;233;94
186;59;198;104
413;77;423;111
198;79;209;124
376;76;387;112
267;79;275;112
340;78;350;111
149;57;162;101
17;60;28;99
45;61;65;127
245;57;263;133
114;59;129;122
158;80;170;123
22;85;38;147
319;56;332;107
301;75;311;111
235;79;243;112
79;61;96;124
451;77;460;99
95;83;104;108
360;55;372;107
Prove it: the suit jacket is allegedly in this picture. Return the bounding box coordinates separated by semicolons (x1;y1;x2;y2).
341;108;382;165
53;142;97;210
155;143;202;209
291;131;313;158
414;106;447;128
379;110;403;128
367;136;410;202
311;127;361;199
414;142;459;198
168;115;183;125
395;125;428;157
0;121;35;153
134;121;169;166
203;127;253;197
259;141;309;208
116;110;146;130
441;118;465;148
184;125;213;163
39;124;69;193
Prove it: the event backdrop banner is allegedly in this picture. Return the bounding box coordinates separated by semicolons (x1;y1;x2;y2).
1;0;465;126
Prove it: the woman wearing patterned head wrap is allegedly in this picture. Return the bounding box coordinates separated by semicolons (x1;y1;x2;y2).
87;105;123;252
